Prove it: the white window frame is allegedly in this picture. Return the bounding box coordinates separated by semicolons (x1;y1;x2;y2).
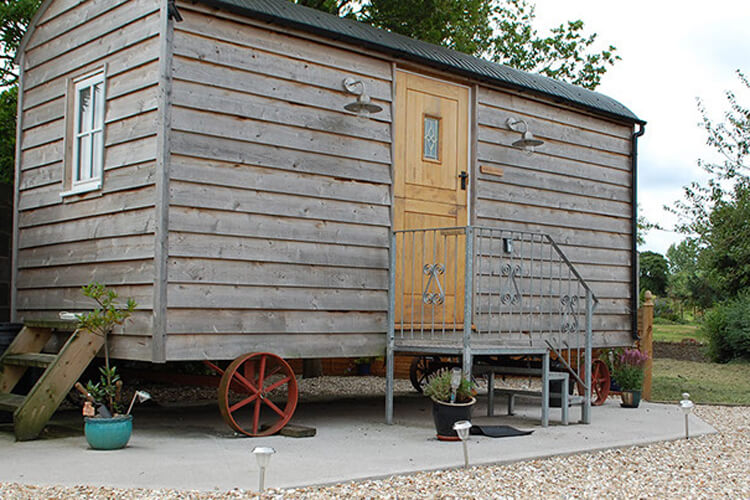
62;70;105;197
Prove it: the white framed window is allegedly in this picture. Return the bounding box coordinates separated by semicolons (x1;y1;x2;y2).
63;70;105;196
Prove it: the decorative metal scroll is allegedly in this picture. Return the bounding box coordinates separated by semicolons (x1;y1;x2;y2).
560;295;579;334
422;263;445;305
500;263;522;305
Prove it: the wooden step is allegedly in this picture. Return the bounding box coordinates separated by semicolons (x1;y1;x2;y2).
2;353;57;368
23;319;77;332
0;392;25;412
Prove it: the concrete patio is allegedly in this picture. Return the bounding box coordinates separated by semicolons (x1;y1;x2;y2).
0;391;715;492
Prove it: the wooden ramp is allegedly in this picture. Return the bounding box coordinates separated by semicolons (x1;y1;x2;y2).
0;320;104;441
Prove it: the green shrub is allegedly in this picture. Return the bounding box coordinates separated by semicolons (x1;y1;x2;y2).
423;368;474;403
703;293;750;363
612;348;649;391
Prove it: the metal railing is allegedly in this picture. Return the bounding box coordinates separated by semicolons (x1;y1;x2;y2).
385;226;597;424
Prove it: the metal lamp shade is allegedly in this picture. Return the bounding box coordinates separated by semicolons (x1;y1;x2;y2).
453;420;472;441
344;94;383;115
252;446;276;468
512;131;544;149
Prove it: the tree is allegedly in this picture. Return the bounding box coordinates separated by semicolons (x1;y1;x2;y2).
0;0;41;87
291;0;620;90
668;70;750;304
0;86;16;184
639;251;668;296
666;239;714;314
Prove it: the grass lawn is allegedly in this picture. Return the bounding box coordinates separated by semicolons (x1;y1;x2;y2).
652;323;706;344
651;358;750;404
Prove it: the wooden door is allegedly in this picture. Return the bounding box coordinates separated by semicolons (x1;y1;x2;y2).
394;72;469;329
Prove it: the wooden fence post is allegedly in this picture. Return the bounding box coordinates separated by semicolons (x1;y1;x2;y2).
640;291;654;400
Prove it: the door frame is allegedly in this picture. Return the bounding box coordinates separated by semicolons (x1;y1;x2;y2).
392;67;473;227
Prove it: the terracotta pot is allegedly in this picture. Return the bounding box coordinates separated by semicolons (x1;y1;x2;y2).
620;390;641;408
431;397;475;441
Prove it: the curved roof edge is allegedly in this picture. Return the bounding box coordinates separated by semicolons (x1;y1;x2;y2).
193;0;645;125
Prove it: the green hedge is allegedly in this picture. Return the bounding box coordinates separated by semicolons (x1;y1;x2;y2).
703;293;750;362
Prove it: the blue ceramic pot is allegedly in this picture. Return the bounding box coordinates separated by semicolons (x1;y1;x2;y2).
84;415;133;450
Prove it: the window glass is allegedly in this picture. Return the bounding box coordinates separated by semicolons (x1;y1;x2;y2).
69;71;105;193
424;116;439;160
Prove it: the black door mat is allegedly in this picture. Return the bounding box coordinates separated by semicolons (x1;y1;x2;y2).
470;425;533;438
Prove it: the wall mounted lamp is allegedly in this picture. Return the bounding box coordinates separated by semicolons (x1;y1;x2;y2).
506;117;544;152
342;77;383;117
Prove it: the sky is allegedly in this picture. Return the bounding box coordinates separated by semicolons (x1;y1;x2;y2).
534;1;750;256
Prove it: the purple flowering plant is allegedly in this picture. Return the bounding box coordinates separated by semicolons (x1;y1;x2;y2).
613;348;649;391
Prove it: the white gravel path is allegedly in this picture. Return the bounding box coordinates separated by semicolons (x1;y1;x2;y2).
1;384;748;499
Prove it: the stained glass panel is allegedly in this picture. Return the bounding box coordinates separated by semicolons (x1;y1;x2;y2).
423;116;439;160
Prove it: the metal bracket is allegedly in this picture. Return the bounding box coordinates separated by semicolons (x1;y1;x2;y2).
422;263;445;305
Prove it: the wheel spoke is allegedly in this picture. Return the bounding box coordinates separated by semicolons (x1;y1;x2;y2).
232;372;260;395
264;376;292;394
229;394;259;413
252;397;262;435
263;397;286;418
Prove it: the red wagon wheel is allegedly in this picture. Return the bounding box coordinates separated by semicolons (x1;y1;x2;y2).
218;352;298;437
576;359;611;406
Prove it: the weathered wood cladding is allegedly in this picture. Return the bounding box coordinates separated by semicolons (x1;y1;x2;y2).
14;0;161;358
165;4;393;359
474;87;634;346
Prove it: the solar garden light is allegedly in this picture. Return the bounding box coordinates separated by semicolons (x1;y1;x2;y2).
252;446;275;491
126;390;152;415
453;420;472;468
450;367;462;403
679;392;695;439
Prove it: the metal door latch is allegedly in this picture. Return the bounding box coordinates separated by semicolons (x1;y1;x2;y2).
459;171;468;190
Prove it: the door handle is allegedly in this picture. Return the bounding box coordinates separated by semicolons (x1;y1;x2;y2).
459;171;468;190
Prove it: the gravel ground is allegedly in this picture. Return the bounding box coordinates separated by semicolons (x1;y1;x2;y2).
2;378;749;499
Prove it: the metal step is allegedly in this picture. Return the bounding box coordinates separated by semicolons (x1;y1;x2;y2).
2;353;56;368
0;392;25;412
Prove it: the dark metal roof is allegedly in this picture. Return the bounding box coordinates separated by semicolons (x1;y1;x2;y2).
193;0;644;124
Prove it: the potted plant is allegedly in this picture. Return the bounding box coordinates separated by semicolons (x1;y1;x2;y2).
75;283;139;450
352;357;373;375
612;348;649;408
423;368;475;441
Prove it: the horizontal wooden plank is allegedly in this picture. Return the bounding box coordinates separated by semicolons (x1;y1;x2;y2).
170;180;390;227
16;285;153;311
165;332;386;360
19;162;62;191
172;29;392;101
177;6;392;82
168;231;388;269
478;162;631;202
172;55;393;124
23;95;63;130
18;207;155;250
476;181;631;219
168;283;387;311
479;126;630;171
169;206;389;248
20;141;63;171
27;0;130;51
19;185;155;228
108;59;160;100
171;106;391;165
23;35;159;110
18;161;157;211
105;134;158;168
171;131;391;184
477;104;631;155
21;117;63;151
477;87;634;139
477;141;631;188
556;244;631;268
18;234;154;268
36;0;82;26
16;310;154;336
168;258;387;290
476;199;631;234
105;110;158;147
24;11;160;90
17;259;155;289
106;84;159;124
166;309;386;335
170;155;389;206
25;0;158;70
474;217;632;251
172;78;391;142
